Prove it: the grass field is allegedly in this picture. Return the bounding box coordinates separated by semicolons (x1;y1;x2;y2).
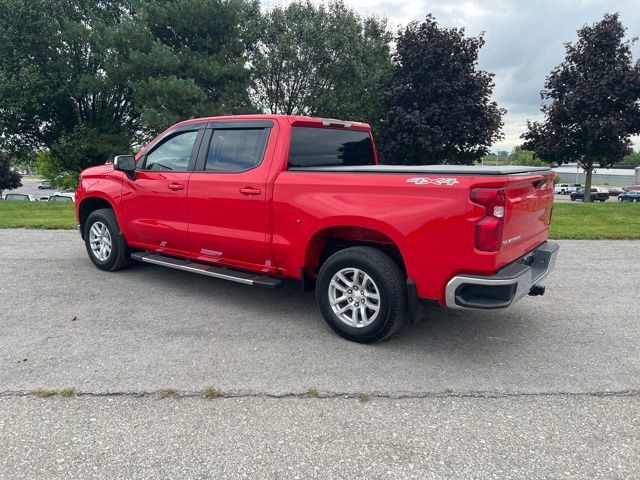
0;202;76;229
549;202;640;239
1;200;639;239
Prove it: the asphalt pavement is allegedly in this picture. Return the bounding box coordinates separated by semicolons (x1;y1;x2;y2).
0;229;639;478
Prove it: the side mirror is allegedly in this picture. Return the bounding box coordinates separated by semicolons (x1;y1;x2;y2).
113;155;137;179
113;155;136;172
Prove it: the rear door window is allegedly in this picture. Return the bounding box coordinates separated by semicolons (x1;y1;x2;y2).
288;127;375;168
204;129;269;172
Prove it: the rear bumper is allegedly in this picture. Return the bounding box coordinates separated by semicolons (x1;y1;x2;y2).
445;241;559;310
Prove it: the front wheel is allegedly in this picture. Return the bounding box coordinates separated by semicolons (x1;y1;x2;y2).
316;246;406;343
84;208;131;271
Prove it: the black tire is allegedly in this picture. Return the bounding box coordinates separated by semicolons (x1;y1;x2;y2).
84;208;131;271
316;246;406;343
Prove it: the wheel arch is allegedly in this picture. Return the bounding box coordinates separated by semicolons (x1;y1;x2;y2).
78;196;117;239
302;222;409;282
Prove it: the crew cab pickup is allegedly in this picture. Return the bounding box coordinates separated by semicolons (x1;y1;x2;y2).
76;115;559;343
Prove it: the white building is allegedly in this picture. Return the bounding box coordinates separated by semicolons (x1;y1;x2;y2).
553;164;639;187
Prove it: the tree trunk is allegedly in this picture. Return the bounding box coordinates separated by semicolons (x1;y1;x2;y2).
583;160;594;202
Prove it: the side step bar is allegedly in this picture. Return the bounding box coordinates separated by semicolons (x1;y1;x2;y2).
130;252;282;288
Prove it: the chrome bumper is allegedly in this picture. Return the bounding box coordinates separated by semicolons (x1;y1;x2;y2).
445;241;559;310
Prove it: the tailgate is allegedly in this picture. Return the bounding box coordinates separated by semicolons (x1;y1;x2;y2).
497;173;555;267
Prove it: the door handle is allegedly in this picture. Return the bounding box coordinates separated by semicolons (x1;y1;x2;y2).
239;186;261;196
168;183;185;191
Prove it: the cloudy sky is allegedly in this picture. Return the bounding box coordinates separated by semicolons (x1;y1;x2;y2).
265;0;640;151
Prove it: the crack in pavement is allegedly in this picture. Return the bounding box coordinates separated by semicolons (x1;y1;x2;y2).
1;389;639;399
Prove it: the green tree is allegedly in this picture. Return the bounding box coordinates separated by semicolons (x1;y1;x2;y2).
378;15;504;165
249;0;392;127
621;150;640;167
508;148;549;167
0;0;260;184
0;0;139;183
130;0;260;136
0;151;22;197
522;14;640;201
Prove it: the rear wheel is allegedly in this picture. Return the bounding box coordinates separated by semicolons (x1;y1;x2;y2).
84;208;131;271
316;246;406;343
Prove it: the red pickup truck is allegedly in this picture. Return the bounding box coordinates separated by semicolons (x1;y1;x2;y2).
76;114;558;343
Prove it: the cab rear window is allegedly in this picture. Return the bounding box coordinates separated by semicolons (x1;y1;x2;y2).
288;127;375;168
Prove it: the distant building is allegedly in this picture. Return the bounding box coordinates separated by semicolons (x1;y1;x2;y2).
553;164;639;187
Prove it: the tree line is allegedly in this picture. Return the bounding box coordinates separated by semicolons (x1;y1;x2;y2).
0;1;639;202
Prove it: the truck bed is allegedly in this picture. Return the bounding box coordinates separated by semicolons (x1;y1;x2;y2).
287;165;553;175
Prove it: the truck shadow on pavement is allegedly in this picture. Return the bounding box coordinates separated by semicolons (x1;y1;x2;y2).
125;261;539;357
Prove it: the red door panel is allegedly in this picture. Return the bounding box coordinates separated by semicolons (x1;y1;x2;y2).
119;128;202;254
187;125;275;270
120;171;191;252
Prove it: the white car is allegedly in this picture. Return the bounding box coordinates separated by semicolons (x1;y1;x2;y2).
554;183;571;194
51;191;76;202
2;193;38;201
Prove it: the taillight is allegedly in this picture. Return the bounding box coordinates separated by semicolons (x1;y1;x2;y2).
471;187;506;252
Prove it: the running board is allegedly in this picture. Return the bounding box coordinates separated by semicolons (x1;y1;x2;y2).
130;252;281;288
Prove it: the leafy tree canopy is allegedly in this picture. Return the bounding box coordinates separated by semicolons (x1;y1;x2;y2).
0;151;22;196
0;0;259;180
0;0;140;173
522;13;640;200
249;0;393;127
377;15;504;165
130;0;260;136
620;150;640;167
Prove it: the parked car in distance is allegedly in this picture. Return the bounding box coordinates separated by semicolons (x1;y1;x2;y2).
3;193;37;201
48;194;74;203
625;184;640;192
607;186;625;196
75;114;558;343
554;183;581;194
51;192;75;202
38;180;52;189
618;190;640;202
570;187;610;202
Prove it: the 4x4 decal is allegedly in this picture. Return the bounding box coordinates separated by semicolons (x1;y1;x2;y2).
406;177;459;186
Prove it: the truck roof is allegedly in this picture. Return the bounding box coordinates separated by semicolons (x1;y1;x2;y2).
172;114;371;131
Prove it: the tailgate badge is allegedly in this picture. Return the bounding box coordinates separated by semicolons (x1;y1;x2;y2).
406;177;458;186
502;235;522;246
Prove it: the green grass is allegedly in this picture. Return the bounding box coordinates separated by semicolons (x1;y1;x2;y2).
0;202;75;229
1;198;638;240
549;203;640;239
